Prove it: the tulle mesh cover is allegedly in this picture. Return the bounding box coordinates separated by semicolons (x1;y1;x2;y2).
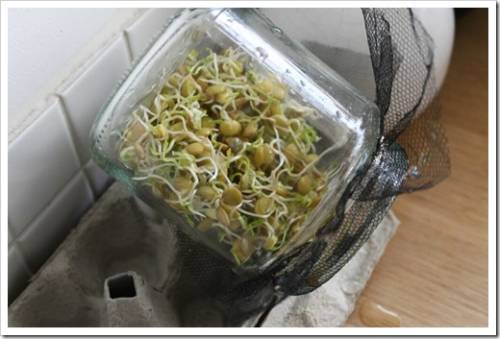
168;8;451;326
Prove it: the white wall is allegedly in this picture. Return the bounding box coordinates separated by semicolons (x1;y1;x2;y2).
8;8;141;140
7;8;178;304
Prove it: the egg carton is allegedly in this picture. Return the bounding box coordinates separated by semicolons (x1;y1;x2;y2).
8;183;398;327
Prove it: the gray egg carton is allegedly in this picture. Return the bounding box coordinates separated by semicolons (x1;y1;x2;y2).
8;183;398;327
9;184;183;327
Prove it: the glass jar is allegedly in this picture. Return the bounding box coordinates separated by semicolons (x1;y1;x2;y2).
90;8;379;272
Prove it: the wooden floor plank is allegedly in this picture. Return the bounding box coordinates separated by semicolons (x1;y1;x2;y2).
346;9;488;326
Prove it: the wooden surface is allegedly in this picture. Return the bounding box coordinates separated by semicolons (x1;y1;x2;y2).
346;9;489;326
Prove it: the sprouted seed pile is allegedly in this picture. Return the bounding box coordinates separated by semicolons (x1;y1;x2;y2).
119;47;333;265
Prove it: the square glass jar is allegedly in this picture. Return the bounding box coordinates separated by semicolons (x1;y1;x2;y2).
90;8;380;272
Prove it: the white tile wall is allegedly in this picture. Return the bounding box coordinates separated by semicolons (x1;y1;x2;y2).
59;35;131;163
18;173;93;271
8;97;80;235
8;9;177;304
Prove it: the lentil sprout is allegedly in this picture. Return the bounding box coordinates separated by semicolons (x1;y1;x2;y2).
119;47;332;265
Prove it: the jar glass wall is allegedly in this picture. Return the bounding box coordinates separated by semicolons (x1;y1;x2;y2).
90;8;379;271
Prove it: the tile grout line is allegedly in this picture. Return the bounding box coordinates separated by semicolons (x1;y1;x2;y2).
14;170;87;246
15;245;33;276
9;12;143;144
8;217;13;244
8;221;33;276
9;26;134;143
7;222;16;248
54;95;83;167
8;228;33;301
122;30;135;63
54;95;97;200
11;168;88;247
8;95;59;145
121;8;151;64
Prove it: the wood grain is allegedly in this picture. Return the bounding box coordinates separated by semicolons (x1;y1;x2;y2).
346;9;489;326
